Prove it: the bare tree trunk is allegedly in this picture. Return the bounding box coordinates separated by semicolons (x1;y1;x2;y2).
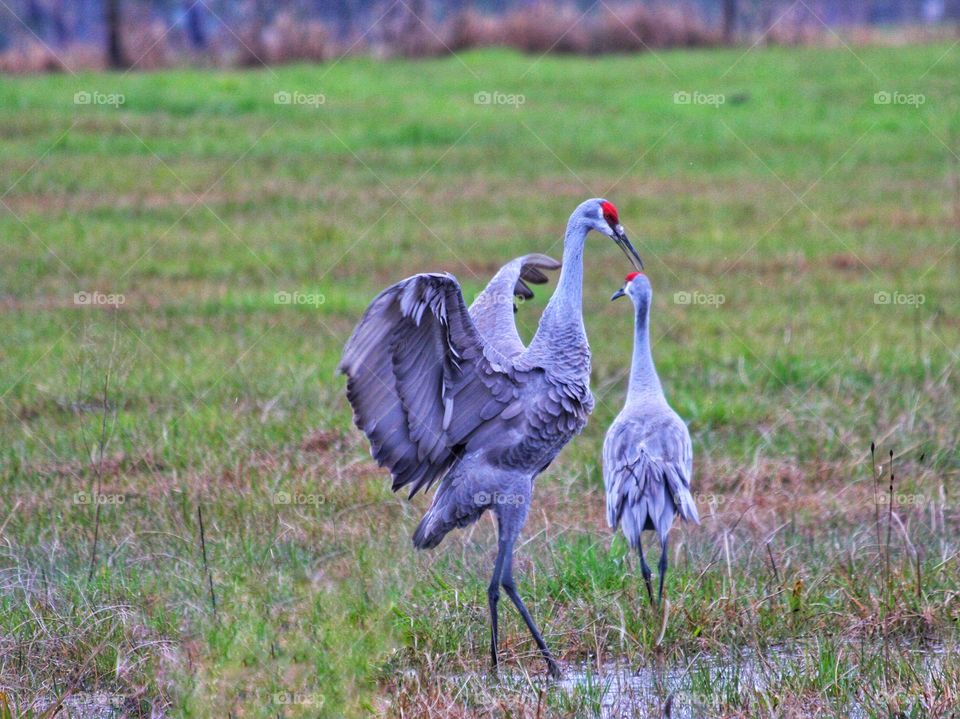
723;0;738;43
186;0;207;48
105;0;128;68
760;0;774;43
52;0;69;45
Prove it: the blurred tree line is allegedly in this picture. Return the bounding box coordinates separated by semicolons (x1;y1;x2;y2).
1;0;958;69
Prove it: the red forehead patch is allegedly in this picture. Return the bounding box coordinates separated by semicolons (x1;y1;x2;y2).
625;271;643;282
600;201;619;226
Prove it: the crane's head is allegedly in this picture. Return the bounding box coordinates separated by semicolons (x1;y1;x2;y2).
611;271;651;302
577;198;643;271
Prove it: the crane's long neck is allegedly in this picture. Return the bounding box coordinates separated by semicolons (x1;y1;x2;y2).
525;216;589;368
552;218;587;318
628;294;664;401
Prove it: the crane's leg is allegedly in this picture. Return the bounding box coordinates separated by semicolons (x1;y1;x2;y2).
488;528;509;673
657;535;669;606
500;539;562;679
637;541;655;606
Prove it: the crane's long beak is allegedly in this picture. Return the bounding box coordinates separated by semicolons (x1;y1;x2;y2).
610;286;626;301
612;225;643;270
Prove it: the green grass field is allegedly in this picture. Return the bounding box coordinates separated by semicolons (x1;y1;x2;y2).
1;43;958;718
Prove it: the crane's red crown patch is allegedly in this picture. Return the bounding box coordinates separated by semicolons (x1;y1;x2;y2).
600;201;619;226
625;271;643;282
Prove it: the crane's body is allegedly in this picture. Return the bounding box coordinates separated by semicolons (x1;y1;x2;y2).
412;251;593;550
603;272;699;605
340;199;642;677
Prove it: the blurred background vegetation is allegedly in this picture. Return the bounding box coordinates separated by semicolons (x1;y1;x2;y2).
3;0;960;73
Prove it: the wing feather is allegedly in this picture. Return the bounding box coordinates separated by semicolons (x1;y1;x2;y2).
341;273;520;497
468;254;561;358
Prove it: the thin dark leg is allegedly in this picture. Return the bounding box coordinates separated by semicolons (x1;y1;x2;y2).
637;540;655;606
501;543;562;679
488;532;509;673
657;535;669;606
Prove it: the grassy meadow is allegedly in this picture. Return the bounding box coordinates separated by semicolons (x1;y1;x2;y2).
1;43;959;717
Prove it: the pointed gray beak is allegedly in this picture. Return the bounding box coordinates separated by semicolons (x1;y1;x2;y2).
612;225;643;271
610;286;626;301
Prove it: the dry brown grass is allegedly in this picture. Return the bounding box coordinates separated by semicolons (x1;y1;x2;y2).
500;3;592;55
447;10;505;52
593;4;719;52
0;41;103;74
260;12;331;65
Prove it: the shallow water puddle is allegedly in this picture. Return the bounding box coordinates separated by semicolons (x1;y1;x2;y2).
12;692;162;719
553;652;768;719
550;643;947;719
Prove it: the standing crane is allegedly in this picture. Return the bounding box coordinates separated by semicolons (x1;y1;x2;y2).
339;199;642;677
603;272;700;606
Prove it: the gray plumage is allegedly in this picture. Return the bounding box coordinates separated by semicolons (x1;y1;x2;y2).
340;198;643;677
603;273;699;606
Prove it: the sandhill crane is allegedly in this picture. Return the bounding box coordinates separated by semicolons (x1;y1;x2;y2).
603;272;700;606
340;199;642;677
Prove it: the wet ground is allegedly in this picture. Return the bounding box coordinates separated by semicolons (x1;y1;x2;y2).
553;652;765;719
9;692;163;719
550;643;947;719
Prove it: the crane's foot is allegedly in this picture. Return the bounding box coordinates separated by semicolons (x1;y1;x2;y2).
546;656;562;680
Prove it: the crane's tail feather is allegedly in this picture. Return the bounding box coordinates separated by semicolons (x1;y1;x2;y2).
665;465;700;525
412;504;485;549
609;456;700;548
412;473;488;550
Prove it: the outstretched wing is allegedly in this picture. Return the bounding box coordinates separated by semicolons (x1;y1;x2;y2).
340;273;521;498
468;253;561;358
602;410;699;543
